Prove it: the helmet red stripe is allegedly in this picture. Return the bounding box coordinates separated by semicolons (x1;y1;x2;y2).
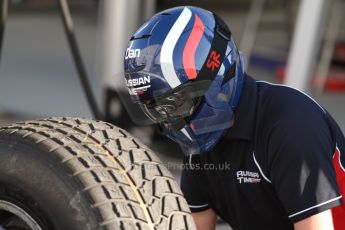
183;15;204;80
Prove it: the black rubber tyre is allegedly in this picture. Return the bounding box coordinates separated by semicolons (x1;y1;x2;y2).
0;117;195;230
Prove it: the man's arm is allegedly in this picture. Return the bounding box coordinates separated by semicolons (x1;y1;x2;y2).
192;208;217;230
294;210;334;230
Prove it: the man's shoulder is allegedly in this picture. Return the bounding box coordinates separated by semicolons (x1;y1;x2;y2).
255;81;326;122
252;80;333;151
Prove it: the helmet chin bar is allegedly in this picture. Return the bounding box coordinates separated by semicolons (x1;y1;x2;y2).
160;118;186;132
163;99;236;155
189;105;234;135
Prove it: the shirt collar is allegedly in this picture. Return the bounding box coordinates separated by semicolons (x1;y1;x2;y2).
225;75;258;141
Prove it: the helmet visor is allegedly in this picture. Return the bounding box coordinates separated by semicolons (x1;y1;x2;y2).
139;81;211;131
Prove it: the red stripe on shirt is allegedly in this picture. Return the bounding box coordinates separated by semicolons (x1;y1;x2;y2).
332;147;345;230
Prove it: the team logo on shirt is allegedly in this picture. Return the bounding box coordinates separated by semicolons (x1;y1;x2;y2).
236;170;261;184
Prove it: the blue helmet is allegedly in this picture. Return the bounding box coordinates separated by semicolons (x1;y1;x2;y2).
124;6;245;155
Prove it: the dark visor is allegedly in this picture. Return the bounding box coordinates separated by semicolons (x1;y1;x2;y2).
139;81;211;131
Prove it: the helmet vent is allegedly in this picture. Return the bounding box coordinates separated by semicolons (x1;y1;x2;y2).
214;14;232;40
222;63;236;86
160;12;172;16
130;34;151;41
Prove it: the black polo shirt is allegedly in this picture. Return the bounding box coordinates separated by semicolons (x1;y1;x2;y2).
181;75;345;230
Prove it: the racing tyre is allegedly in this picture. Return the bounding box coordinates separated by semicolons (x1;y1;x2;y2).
0;117;195;230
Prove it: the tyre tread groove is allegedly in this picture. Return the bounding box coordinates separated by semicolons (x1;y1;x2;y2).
0;117;195;229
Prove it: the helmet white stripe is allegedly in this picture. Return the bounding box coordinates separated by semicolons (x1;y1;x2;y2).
160;7;192;88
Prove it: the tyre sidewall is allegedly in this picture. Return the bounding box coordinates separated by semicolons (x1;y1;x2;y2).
0;139;101;230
